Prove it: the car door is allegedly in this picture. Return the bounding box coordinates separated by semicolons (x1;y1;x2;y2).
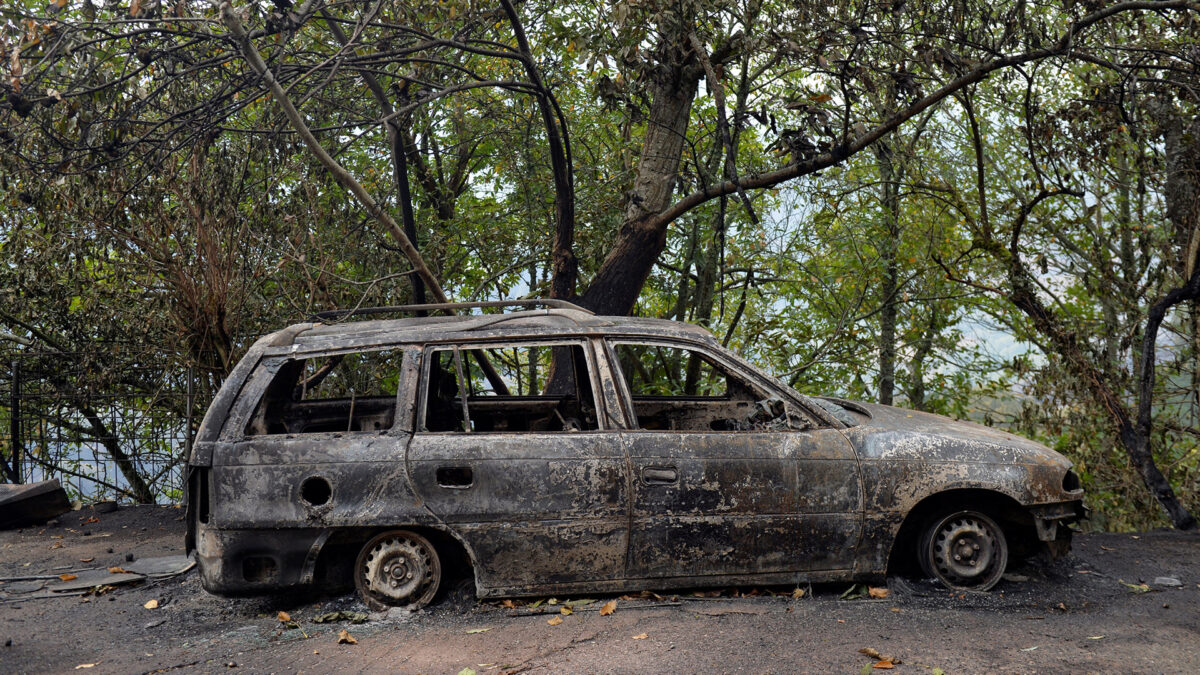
210;348;416;529
608;340;863;580
406;340;629;594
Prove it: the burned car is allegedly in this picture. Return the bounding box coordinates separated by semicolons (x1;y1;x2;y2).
186;300;1084;609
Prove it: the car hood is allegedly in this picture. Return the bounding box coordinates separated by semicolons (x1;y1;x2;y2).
837;401;1071;469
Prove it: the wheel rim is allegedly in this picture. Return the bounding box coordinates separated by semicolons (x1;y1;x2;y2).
924;510;1007;591
355;530;441;611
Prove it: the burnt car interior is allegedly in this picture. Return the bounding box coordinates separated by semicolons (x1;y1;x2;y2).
423;343;599;432
613;342;798;431
244;350;400;435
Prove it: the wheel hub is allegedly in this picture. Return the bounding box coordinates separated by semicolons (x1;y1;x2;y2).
361;536;432;603
935;520;994;580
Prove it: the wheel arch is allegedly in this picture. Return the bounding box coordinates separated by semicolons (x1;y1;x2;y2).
886;488;1036;578
312;524;479;593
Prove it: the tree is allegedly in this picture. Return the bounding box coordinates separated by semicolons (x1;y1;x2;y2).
3;0;1199;521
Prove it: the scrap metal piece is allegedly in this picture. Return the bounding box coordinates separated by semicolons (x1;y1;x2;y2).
0;480;72;529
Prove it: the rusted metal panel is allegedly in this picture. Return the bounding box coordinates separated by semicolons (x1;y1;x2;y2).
625;429;862;577
407;432;628;588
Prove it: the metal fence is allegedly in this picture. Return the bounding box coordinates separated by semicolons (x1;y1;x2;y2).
0;353;202;504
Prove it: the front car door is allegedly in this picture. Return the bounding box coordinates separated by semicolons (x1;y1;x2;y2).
405;339;629;597
608;339;863;583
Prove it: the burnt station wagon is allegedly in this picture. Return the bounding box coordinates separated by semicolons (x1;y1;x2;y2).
185;300;1084;610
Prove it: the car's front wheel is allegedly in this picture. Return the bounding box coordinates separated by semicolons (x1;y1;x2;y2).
918;510;1008;591
355;530;442;611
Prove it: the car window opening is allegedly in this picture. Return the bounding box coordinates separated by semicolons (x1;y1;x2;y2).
244;350;400;436
614;342;810;432
423;343;599;433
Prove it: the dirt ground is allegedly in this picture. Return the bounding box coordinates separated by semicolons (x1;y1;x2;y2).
1;506;1197;674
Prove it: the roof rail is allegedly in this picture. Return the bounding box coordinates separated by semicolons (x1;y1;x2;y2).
310;299;593;321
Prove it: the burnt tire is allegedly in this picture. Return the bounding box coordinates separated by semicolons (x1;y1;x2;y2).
355;530;441;611
918;510;1008;592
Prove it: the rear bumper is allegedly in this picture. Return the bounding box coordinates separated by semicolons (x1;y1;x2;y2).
195;524;328;594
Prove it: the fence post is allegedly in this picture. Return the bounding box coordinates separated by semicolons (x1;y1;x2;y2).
185;366;196;456
183;366;195;504
9;359;21;484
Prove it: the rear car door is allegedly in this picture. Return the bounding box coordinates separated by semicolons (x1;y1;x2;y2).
608;340;863;580
405;340;629;595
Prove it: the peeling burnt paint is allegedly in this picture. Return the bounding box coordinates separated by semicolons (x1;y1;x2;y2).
187;305;1084;604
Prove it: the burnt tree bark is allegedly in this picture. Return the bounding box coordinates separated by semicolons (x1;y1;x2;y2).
577;32;704;315
874;137;901;406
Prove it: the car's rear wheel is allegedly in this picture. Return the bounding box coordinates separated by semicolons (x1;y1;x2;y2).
355;530;441;611
918;510;1008;591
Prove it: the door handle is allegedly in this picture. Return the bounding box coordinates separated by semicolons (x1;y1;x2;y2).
436;466;473;489
642;466;678;485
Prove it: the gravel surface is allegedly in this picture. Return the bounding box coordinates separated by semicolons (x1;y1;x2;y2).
1;505;1197;673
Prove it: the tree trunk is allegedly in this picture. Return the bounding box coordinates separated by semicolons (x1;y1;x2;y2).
1162;114;1200;412
873;139;901;405
1005;260;1196;529
578;40;702;315
906;306;940;411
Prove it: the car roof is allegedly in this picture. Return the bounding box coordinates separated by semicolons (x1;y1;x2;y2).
261;308;722;355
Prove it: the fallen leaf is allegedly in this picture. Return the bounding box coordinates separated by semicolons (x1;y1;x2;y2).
1100;545;1115;551
528;599;544;609
840;584;868;600
1088;636;1104;640
1021;646;1039;652
837;619;846;624
792;588;805;599
144;599;158;610
59;574;77;581
337;629;357;645
632;633;648;640
868;586;889;599
312;611;368;624
277;611;292;623
599;600;617;616
79;558;94;563
546;616;563;626
1121;581;1153;593
465;628;491;634
548;598;558;605
50;542;64;549
859;647;901;664
932;669;946;675
457;669;477;675
559;607;572;616
500;599;516;609
890;608;901;613
83;517;99;524
564;598;595;608
74;664;99;670
860;664;874;675
873;661;895;669
108;567;127;574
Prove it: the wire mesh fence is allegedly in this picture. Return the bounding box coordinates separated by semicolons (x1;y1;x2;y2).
0;351;203;504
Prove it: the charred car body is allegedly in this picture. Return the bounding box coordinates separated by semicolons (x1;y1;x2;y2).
186;300;1084;609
